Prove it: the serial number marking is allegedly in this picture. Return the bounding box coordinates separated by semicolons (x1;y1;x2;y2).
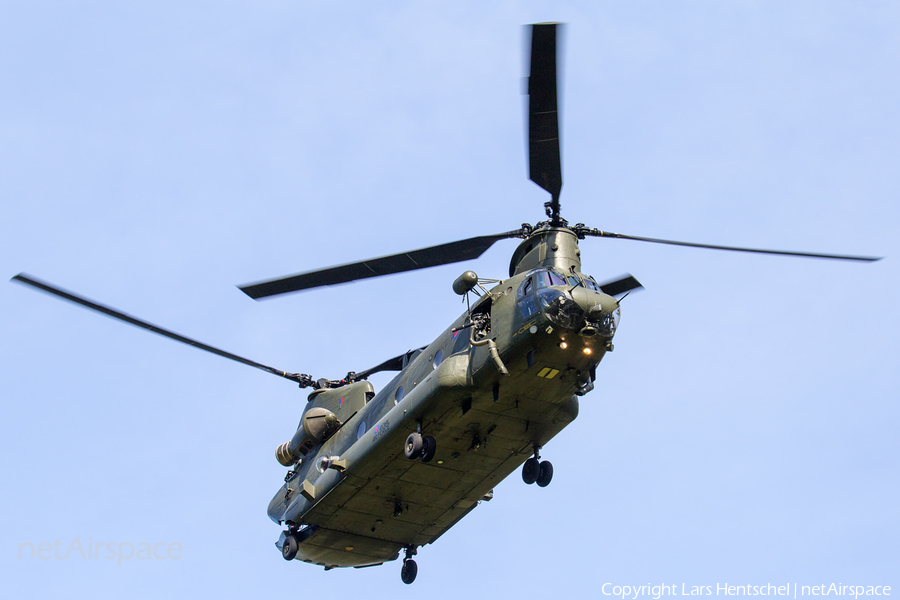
372;419;391;442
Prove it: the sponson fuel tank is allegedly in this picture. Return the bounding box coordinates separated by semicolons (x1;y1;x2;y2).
276;381;374;466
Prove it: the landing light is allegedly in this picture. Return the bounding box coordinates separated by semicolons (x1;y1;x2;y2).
559;341;568;349
583;347;592;355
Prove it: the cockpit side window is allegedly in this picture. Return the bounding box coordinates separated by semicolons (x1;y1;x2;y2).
517;277;533;300
517;276;538;318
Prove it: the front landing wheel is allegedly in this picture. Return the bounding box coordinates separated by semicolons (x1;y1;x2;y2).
282;534;298;561
420;435;437;463
404;432;423;460
400;558;418;584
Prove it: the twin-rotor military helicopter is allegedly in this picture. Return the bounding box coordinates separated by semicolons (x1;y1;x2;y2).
12;24;880;584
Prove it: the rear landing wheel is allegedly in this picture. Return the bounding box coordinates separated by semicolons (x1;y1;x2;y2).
522;457;540;484
400;558;418;584
536;460;553;487
282;534;298;561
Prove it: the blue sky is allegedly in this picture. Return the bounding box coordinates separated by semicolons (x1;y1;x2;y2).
1;2;897;597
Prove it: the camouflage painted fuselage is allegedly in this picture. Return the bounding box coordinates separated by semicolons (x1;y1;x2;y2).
268;227;619;568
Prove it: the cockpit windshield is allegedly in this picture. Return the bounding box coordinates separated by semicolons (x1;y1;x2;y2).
516;268;621;335
517;268;582;325
533;270;567;289
563;274;600;290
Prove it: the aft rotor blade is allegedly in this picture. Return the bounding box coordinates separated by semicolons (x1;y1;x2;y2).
598;274;643;297
528;23;563;219
240;231;523;299
11;274;311;385
355;347;427;381
579;229;882;262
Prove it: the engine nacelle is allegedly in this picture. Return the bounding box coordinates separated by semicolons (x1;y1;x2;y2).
276;441;296;467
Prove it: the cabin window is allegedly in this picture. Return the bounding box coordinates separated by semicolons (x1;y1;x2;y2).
357;421;367;439
394;386;404;405
433;349;443;368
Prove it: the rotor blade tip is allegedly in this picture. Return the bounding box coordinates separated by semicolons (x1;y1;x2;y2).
11;273;34;285
236;283;272;301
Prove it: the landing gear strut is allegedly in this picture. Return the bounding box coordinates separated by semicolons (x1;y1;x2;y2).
400;546;418;584
522;446;553;487
404;422;436;463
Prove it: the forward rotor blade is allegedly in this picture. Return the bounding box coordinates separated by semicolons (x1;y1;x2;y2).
579;229;882;262
598;274;643;297
528;23;563;218
240;231;523;299
11;274;310;385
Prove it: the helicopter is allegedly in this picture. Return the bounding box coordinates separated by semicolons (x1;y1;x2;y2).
10;23;881;585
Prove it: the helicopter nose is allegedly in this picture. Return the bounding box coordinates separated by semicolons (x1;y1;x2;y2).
570;286;616;314
570;287;619;337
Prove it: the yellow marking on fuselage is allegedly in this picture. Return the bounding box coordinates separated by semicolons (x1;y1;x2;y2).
536;367;560;379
